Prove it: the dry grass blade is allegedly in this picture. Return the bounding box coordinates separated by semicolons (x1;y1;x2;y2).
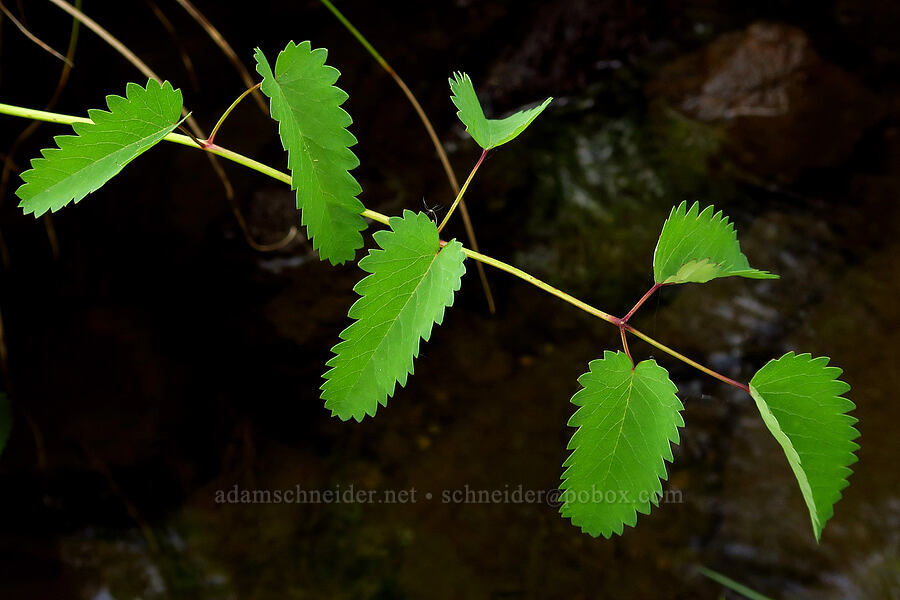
174;0;268;115
0;0;71;64
44;0;295;251
0;0;81;265
145;0;199;92
319;0;495;312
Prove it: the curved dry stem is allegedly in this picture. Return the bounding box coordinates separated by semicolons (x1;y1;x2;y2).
173;0;268;115
0;1;70;64
318;0;495;313
0;0;81;266
0;102;752;394
145;0;200;92
45;0;291;252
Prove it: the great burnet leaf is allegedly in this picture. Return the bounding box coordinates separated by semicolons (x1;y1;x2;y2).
449;72;552;150
560;351;684;538
321;210;466;422
16;79;184;217
653;201;778;285
0;392;11;457
255;41;366;265
749;352;859;541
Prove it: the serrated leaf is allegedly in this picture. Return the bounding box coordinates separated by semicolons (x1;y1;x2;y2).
0;393;11;457
255;41;366;265
653;201;778;285
321;210;466;421
16;80;184;216
749;352;859;541
449;72;552;150
560;351;684;538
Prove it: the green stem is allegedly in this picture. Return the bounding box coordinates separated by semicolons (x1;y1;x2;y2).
318;0;389;69
620;328;632;363
460;247;617;324
206;82;262;145
319;0;497;314
0;101;749;393
622;282;662;324
438;149;486;233
624;325;750;393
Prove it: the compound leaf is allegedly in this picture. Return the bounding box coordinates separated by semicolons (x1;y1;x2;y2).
561;351;684;538
321;210;466;421
653;201;778;285
255;41;366;265
749;352;859;541
0;393;10;457
449;72;551;150
16;79;184;216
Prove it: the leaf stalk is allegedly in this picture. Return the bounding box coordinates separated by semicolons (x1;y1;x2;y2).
0;101;750;395
318;0;495;313
206;82;262;146
438;149;486;233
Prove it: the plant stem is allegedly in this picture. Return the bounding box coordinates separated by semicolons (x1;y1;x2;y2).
319;0;496;313
622;282;662;324
620;328;632;363
173;0;269;115
461;247;616;324
0;101;750;394
206;82;261;146
438;149;486;233
623;325;750;393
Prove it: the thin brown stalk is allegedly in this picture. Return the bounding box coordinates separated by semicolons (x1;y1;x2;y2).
44;0;294;251
0;0;81;266
0;0;70;64
318;0;495;312
173;0;268;115
145;0;200;92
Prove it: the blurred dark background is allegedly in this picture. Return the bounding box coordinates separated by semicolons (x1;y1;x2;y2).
0;0;898;598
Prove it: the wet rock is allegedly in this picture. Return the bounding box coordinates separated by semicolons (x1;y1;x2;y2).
650;22;884;181
485;0;653;104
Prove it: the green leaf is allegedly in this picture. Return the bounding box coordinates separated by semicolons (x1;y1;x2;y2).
321;210;466;421
560;351;684;538
255;41;366;265
16;79;184;217
749;352;859;541
0;392;11;457
653;201;778;285
449;72;552;150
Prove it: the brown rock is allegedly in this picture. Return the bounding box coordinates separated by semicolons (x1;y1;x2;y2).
650;22;884;181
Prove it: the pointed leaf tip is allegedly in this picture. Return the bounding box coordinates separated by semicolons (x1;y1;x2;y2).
749;352;859;541
449;71;551;150
321;210;466;421
255;42;366;265
653;201;778;285
16;79;184;217
561;351;684;537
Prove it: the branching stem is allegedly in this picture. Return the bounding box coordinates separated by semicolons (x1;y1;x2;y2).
0;102;751;395
206;82;262;146
620;328;632;363
438;149;487;233
319;0;495;313
622;282;662;324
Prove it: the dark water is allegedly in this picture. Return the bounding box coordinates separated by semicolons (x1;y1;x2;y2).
0;1;898;598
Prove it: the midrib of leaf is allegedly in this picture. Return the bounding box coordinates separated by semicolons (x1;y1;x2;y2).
657;220;734;280
36;125;173;199
339;247;443;400
749;385;819;532
587;376;634;487
269;77;332;201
